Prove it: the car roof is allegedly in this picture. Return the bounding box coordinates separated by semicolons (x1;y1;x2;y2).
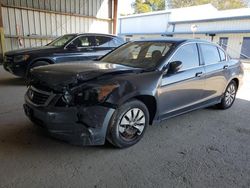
132;37;211;44
72;33;120;38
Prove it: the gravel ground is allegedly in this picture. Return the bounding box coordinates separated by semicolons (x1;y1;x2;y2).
0;65;250;188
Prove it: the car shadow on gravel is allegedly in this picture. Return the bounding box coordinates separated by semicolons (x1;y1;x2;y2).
0;121;116;153
0;77;26;86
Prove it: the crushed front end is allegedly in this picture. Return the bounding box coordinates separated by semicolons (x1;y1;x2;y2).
3;54;29;77
23;82;116;146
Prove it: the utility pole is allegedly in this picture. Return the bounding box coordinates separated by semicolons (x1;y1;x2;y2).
113;0;118;34
0;0;6;60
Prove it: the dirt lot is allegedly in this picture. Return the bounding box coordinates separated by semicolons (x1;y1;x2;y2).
0;65;250;188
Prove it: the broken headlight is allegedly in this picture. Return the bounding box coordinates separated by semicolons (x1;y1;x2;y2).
75;84;119;105
62;91;73;104
13;54;30;63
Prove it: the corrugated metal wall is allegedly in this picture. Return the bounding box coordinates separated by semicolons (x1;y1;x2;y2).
1;0;114;51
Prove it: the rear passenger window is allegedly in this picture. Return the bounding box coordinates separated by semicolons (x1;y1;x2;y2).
218;48;226;61
96;36;123;48
71;36;95;47
110;38;124;47
96;36;113;47
200;44;221;65
170;43;200;70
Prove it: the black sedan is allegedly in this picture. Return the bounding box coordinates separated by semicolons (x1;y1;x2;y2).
23;38;244;148
3;33;124;78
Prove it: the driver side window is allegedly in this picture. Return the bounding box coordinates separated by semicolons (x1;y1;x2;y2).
170;43;200;71
71;36;95;47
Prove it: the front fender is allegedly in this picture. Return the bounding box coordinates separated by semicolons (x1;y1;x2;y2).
30;57;56;65
104;71;162;106
111;90;157;106
106;79;158;106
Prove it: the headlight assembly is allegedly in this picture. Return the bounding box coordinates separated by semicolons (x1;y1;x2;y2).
62;91;73;104
4;55;8;62
75;84;119;105
13;54;30;63
96;84;119;102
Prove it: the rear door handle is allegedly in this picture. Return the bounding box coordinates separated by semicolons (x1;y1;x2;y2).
195;72;203;77
223;65;229;69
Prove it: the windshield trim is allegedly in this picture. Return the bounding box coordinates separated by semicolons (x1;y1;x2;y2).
47;34;77;47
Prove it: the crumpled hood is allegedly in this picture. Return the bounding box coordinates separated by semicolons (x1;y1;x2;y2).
31;61;141;88
5;46;60;56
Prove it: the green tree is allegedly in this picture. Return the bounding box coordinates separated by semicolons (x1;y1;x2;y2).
132;0;165;13
171;0;247;10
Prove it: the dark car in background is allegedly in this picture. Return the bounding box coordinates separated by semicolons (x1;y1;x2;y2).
3;33;124;78
23;38;243;148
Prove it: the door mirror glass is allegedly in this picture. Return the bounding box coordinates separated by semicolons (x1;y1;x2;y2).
168;61;182;74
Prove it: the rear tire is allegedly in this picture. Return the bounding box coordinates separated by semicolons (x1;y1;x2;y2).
107;99;149;148
217;80;237;109
26;61;49;80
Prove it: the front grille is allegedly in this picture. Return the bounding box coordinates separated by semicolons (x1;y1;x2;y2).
31;90;50;105
27;86;55;106
32;83;53;93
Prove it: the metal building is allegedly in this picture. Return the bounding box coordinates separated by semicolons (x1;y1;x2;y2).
118;4;250;59
0;0;118;59
118;10;172;41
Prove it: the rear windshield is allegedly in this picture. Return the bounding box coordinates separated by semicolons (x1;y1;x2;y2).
100;41;175;69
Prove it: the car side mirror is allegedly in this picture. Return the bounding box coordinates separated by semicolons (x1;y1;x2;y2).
167;61;182;74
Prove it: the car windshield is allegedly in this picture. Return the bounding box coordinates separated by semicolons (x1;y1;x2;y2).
47;34;75;47
100;41;175;69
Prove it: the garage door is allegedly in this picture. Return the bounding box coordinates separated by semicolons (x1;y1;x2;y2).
241;37;250;59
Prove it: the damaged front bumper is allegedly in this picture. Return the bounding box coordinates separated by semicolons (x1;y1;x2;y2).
23;100;115;146
3;59;27;77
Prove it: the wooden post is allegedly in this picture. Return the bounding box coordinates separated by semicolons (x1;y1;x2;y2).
113;0;118;34
0;0;6;59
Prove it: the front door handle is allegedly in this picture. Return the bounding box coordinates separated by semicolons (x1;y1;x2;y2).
223;65;229;69
195;72;203;77
86;48;94;51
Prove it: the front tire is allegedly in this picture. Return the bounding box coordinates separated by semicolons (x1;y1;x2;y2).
217;80;237;109
107;99;149;148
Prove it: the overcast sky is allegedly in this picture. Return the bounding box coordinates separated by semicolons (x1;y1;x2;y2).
118;0;135;15
118;0;250;16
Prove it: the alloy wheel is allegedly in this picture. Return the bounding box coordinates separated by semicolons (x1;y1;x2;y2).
118;108;146;140
225;83;236;106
